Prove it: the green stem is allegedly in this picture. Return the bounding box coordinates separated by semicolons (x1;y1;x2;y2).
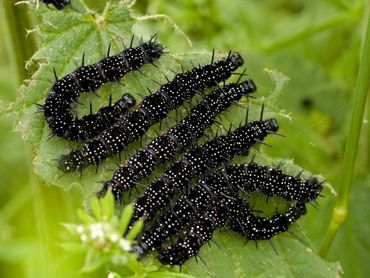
367;93;370;166
1;1;38;85
319;7;370;257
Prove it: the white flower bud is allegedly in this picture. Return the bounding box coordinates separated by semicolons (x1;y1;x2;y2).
119;238;131;251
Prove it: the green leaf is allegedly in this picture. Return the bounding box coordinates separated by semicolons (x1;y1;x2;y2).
12;2;225;201
13;1;138;196
126;219;143;240
125;254;146;275
185;231;341;278
80;248;109;273
263;68;290;104
119;204;134;235
91;197;102;221
101;190;115;221
77;208;95;224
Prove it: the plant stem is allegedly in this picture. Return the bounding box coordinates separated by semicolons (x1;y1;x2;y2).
1;1;38;85
367;93;370;166
319;7;370;257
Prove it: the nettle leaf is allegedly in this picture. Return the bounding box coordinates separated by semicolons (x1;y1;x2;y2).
184;232;341;277
13;1;337;276
13;0;268;199
13;1;213;197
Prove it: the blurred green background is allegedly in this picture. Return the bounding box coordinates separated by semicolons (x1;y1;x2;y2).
0;0;369;277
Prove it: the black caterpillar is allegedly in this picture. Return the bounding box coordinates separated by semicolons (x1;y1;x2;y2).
157;199;307;266
39;93;136;140
100;79;257;201
42;0;69;9
131;117;279;224
240;162;323;203
133;164;322;256
41;37;163;141
58;52;244;172
229;199;307;241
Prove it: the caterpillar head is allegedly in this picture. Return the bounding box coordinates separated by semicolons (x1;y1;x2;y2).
294;202;307;216
131;242;150;258
229;52;244;68
117;93;136;109
142;41;164;63
240;78;257;95
305;177;324;201
58;150;83;173
98;180;125;203
265;118;279;133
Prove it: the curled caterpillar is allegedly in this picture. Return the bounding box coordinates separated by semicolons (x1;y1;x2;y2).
41;37;163;141
133;164;322;256
157;199;307;266
229;199;307;241
193;163;322;203
42;0;69;9
39;93;136;140
100;79;257;201
241;162;323;203
131;117;279;224
58;52;244;173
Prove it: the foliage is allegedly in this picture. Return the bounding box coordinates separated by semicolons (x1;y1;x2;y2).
61;191;192;278
12;0;292;203
0;0;369;277
62;191;342;277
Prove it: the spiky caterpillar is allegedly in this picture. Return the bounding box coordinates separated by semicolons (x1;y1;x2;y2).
229;199;307;240
42;0;69;9
157;199;307;266
100;79;257;201
195;163;322;203
131;118;279;224
133;164;322;255
241;162;323;203
41;93;136;140
58;52;244;173
42;37;163;141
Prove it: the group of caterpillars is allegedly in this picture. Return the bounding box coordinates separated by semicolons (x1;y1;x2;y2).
37;33;324;266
